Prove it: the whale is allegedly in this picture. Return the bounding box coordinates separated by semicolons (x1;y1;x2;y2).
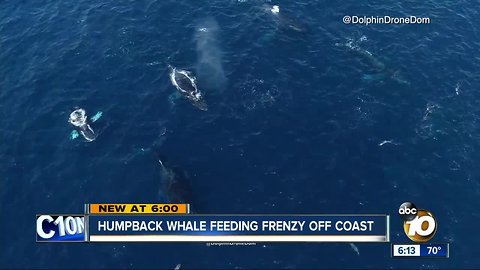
269;5;308;33
68;108;96;142
169;65;208;111
157;157;194;206
336;40;410;85
358;50;410;85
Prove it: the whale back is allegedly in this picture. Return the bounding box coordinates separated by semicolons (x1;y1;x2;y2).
169;66;208;110
79;124;96;142
174;70;197;94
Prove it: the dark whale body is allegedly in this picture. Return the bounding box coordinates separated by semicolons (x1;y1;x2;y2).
174;70;197;94
269;5;308;33
157;157;194;207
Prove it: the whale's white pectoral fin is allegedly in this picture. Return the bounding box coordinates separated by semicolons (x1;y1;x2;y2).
70;130;79;140
90;111;103;122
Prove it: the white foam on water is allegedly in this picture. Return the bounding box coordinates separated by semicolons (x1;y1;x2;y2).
378;140;393;146
271;5;280;14
68;108;87;127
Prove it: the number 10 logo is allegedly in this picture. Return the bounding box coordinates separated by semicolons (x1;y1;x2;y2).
399;202;437;243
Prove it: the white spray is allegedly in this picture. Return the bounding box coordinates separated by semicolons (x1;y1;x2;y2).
194;18;227;90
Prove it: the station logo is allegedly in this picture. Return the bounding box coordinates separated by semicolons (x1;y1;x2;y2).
398;202;437;243
36;215;85;242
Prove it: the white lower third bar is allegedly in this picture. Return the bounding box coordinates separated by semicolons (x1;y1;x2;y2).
89;235;387;242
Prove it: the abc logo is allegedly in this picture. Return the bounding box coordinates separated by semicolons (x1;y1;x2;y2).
398;207;416;215
398;202;437;243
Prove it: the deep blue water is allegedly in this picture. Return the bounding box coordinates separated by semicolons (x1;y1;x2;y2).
1;0;480;269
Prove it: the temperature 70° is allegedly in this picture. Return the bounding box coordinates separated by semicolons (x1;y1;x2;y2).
427;246;441;255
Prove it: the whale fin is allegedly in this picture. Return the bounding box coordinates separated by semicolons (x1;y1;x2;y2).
158;159;165;169
90;111;103;122
70;130;79;140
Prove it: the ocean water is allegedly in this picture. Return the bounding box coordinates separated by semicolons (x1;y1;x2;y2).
1;0;480;269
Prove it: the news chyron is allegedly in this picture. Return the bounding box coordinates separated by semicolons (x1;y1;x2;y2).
36;215;85;242
398;202;437;243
